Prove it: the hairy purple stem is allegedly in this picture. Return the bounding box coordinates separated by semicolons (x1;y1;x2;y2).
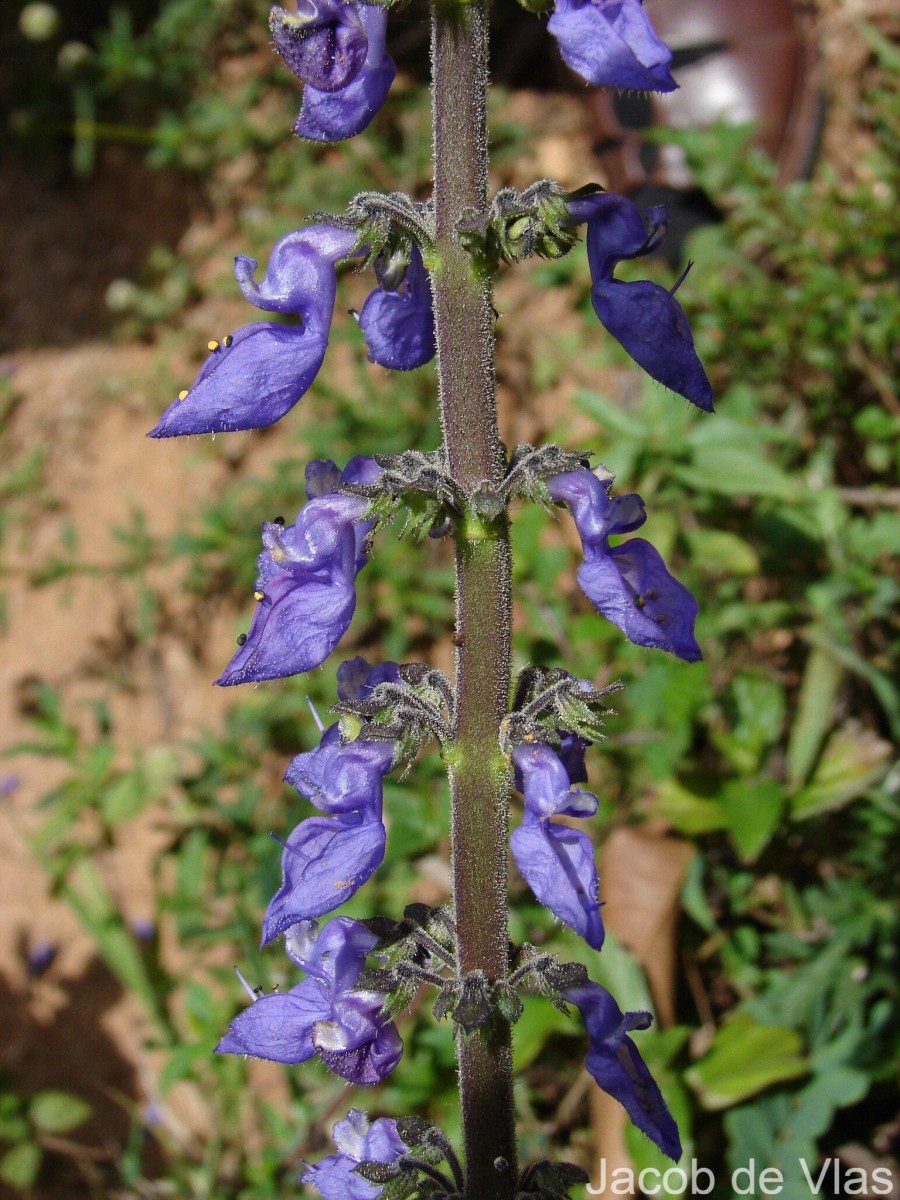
430;4;516;1198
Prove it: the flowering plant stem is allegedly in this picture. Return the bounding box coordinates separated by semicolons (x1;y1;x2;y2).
431;4;517;1197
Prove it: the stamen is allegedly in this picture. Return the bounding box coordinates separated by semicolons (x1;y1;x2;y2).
307;697;326;733
234;966;259;1003
669;259;694;296
253;589;266;602
236;633;247;646
222;334;234;348
177;390;189;401
208;339;220;352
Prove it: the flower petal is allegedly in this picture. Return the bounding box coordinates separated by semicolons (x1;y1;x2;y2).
592;277;714;411
216;567;358;685
235;224;357;321
215;976;327;1064
511;819;604;949
548;0;676;93
318;1016;403;1084
577;538;702;661
149;322;328;437
358;245;436;370
270;1;368;93
284;735;394;815
296;4;395;141
565;981;682;1161
284;916;379;991
261;814;387;942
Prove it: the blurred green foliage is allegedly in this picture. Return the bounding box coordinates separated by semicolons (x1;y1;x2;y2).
3;3;899;1197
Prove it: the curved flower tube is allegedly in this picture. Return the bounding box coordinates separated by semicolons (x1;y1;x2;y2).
303;1109;407;1200
269;1;368;93
358;244;436;370
511;742;605;949
564;192;713;411
565;981;681;1161
217;457;381;686
262;725;396;940
547;0;677;93
216;918;402;1084
547;468;702;662
149;225;359;437
295;3;396;142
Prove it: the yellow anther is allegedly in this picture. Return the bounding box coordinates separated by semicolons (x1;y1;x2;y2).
177;389;189;401
253;590;265;602
222;334;234;348
207;339;220;352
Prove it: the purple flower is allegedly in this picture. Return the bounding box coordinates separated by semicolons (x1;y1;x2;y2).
262;725;396;941
565;981;681;1161
303;1109;407;1200
293;3;396;142
511;743;604;949
261;659;400;941
547;468;701;662
216;918;403;1084
149;225;358;437
547;0;676;93
569;193;713;411
358;244;436;371
217;457;381;686
270;1;369;93
27;941;58;979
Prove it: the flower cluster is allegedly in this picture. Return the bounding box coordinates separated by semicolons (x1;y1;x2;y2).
216;918;402;1084
158;0;722;1187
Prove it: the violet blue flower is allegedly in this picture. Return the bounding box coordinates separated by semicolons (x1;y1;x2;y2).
569;192;713;411
149;225;358;437
303;1109;407;1200
511;742;604;950
565;981;681;1161
270;1;368;93
217;457;381;686
547;468;701;662
547;0;676;93
216;918;402;1084
262;718;396;941
294;3;396;142
358;245;436;370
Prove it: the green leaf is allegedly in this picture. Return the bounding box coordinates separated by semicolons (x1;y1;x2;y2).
650;780;726;836
721;778;785;862
512;998;578;1071
786;646;843;791
29;1091;92;1134
573;388;649;440
674;447;802;501
0;1142;42;1190
685;1014;807;1110
684;527;760;575
790;722;892;819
